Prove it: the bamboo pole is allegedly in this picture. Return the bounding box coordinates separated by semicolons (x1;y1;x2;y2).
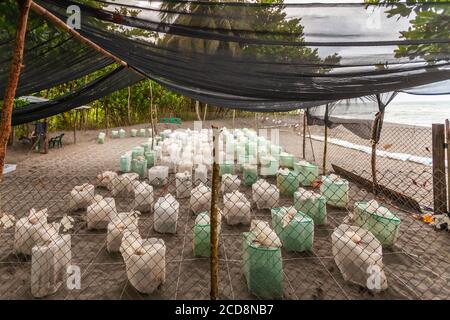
0;0;32;180
210;125;220;300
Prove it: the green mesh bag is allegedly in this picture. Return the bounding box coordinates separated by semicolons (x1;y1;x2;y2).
131;147;145;160
119;155;131;172
279;152;294;168
293;192;327;225
242;232;283;299
193;212;211;257
130;129;137;137
293;161;319;187
271;207;314;252
320;175;349;208
353;201;401;247
131;158;147;178
97;132;105;144
276;169;300;195
144;151;155;169
219;161;234;176
243;164;258;186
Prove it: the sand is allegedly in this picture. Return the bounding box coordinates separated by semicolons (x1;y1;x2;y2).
0;116;448;300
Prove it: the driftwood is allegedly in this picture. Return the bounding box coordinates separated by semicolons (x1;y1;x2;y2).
332;164;422;213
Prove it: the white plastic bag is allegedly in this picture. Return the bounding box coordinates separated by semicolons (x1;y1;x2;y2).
148;166;169;186
250;219;282;247
154;194;179;234
31;234;71;298
86;195;117;230
176;171;192;199
107;212;139;253
252;179;279;209
111;173;139;197
223;191;251;225
120;230;166;294
133;182;154;213
331;224;388;291
96;171;118;190
194;164;208;185
190;184;211;214
68;183;95;211
221;174;241;194
14;208;60;256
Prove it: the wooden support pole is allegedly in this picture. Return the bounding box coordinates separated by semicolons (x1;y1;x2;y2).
127;86;132;125
210;125;220;300
30;1;129;69
73;110;77;144
432;124;447;215
0;0;32;180
232;110;236;130
322;104;329;175
203;104;208;122
104;97;109;135
302;110;307;159
370;112;383;189
446;119;450;214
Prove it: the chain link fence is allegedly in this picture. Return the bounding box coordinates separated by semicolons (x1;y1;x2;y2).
0;125;448;300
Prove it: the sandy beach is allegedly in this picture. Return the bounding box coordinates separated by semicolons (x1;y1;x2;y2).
0;116;448;300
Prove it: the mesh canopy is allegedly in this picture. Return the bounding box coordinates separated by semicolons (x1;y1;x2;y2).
10;66;143;126
28;0;450;111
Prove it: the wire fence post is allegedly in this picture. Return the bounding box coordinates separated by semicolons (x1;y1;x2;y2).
432;123;447;215
210;125;220;300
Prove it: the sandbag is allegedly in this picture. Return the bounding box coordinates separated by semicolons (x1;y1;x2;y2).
133;182;154;213
31;234;71;298
154;194;179;234
331;224;388;292
252;179;279;210
86;195;117;230
131;156;147;179
223;191;251;225
120;231;166;294
96;171;118;190
279;152;294;168
294;188;327;225
276;169;300;196
111;130;119;139
107;212;139;253
243;164;258;186
139;128;147;137
176;171;192;199
190;184;211;214
260;156;279;176
130;129;137;137
219;160;234;176
192;212;222;257
14;208;60;256
221;174;241;194
68;183;95;211
119;129;126;139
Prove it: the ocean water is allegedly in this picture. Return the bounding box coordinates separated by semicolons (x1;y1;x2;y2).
384;99;450;127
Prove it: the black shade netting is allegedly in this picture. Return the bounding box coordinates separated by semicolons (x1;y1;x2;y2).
10;66;143;126
307;92;398;139
0;2;115;99
29;0;450;111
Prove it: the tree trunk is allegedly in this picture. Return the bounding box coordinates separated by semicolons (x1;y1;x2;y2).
104;97;109;134
0;0;32;179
